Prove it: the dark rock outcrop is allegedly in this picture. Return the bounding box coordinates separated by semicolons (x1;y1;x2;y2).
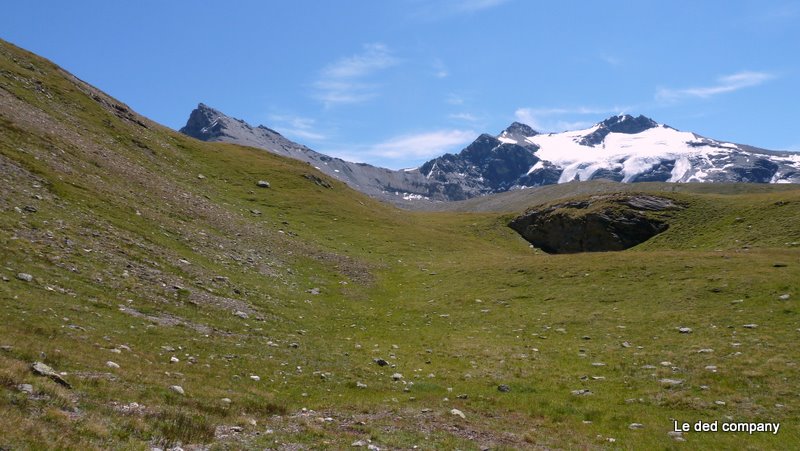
508;194;681;253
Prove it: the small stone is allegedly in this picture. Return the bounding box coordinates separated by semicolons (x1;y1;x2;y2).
497;384;511;392
715;400;726;406
221;398;232;404
450;408;466;419
256;180;270;188
591;362;605;367
571;389;592;396
31;362;70;388
230;426;243;432
169;385;184;395
391;373;403;381
629;423;644;430
197;174;206;179
743;324;758;329
705;365;718;372
106;361;120;369
17;384;33;394
367;445;381;451
659;378;684;386
374;358;389;366
170;356;179;364
250;375;260;381
697;348;714;353
16;273;33;282
678;327;692;334
621;341;631;348
233;311;249;319
352;440;367;447
356;381;367;389
667;431;685;441
289;342;299;349
779;294;791;300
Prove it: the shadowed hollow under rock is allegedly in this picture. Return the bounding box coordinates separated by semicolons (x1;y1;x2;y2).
508;194;682;253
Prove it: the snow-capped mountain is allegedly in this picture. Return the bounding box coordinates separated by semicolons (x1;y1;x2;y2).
181;106;800;204
420;114;800;198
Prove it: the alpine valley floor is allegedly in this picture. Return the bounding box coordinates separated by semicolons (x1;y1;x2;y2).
2;39;800;450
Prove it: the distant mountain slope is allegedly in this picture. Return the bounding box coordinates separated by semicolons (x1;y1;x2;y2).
180;104;437;203
181;107;800;204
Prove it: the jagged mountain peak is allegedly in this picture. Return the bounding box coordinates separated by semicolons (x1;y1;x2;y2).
501;122;538;137
598;114;659;134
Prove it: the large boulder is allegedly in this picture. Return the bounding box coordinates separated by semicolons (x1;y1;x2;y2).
508;194;681;253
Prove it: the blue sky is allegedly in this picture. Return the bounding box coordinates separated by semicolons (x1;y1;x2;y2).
3;0;799;169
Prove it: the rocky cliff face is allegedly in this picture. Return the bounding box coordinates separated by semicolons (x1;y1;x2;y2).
508;194;681;253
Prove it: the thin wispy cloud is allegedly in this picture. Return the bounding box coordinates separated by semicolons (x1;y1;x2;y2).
268;114;328;141
410;0;511;19
598;53;622;66
313;43;400;107
656;71;775;101
455;0;511;13
432;58;449;78
448;112;480;122
514;106;628;132
366;129;476;159
445;93;465;105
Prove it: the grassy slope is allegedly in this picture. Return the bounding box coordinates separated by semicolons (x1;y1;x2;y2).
1;39;800;450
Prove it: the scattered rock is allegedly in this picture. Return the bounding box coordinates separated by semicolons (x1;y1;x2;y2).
308;287;320;295
106;361;120;369
356;381;367;389
667;431;685;442
705;365;718;372
17;384;33;394
233;311;249;319
697;348;714;353
391;373;403;381
678;327;693;334
250;375;260;381
497;384;511;393
221;398;232;405
450;408;466;419
169;385;185;395
743;324;758;329
256;180;270;188
352;440;368;447
659;378;684;386
571;389;592;396
31;362;70;388
197;174;206;179
16;273;33;282
374;358;389;367
779;294;791;300
629;423;644;430
170;356;179;364
621;341;632;348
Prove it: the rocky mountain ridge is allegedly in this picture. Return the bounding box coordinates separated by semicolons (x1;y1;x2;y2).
180;106;800;203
